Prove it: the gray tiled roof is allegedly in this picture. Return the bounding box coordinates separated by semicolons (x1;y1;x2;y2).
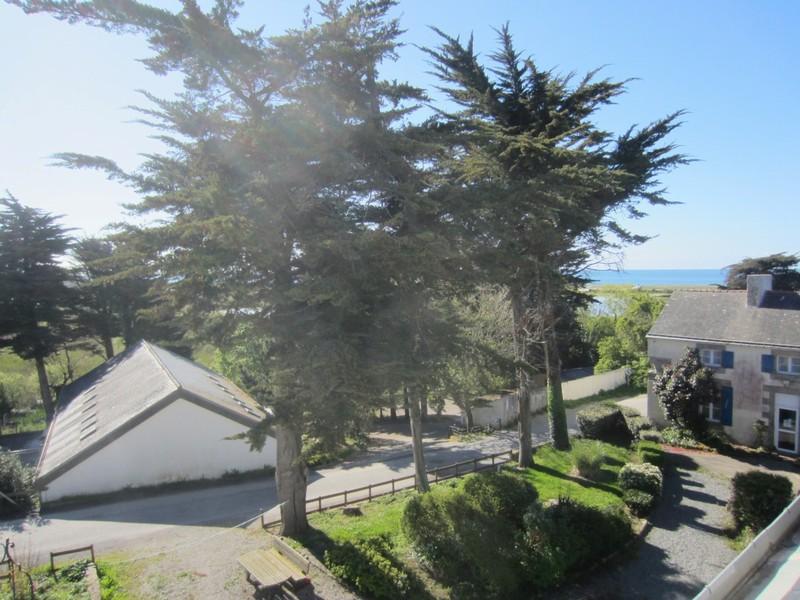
37;341;266;486
648;290;800;348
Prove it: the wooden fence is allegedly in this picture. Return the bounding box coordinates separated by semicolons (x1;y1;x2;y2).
262;448;516;529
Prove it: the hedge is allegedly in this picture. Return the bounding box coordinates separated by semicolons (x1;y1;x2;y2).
730;471;793;532
324;535;413;600
576;405;633;446
618;462;662;497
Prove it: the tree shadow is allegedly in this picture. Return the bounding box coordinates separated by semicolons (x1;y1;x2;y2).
531;464;622;497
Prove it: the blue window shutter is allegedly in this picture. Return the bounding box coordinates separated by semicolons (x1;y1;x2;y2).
761;354;774;373
721;387;733;426
722;351;734;369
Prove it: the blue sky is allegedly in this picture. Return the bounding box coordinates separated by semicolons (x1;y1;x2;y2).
1;0;798;269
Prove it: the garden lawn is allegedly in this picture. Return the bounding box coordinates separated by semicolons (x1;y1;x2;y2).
297;439;634;597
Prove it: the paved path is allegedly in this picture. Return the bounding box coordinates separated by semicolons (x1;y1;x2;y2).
555;448;767;600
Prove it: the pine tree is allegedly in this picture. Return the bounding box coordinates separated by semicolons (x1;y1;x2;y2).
0;193;73;421
425;26;687;459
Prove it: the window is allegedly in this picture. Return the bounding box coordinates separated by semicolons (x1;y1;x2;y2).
776;356;800;375
700;348;722;368
699;397;723;423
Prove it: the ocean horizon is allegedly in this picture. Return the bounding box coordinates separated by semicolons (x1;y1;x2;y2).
585;268;726;287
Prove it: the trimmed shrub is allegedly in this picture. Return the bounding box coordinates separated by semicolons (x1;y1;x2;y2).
640;429;663;443
324;535;412;600
661;426;704;449
619;462;662;497
572;441;606;480
576;405;633;446
635;440;665;469
626;415;653;440
0;451;36;517
461;470;538;526
623;489;656;516
730;471;793;532
521;497;632;587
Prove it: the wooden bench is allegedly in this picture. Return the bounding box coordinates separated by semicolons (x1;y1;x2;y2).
239;536;311;599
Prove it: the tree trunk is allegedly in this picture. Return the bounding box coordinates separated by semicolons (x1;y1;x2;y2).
102;335;115;360
511;293;533;467
545;322;570;450
276;423;309;536
34;355;55;423
421;393;428;421
464;400;474;430
390;406;397;420
407;386;429;492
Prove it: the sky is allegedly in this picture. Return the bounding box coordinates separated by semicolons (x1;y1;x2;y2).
1;0;799;270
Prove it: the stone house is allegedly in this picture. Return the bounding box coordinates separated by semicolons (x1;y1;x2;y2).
646;274;800;454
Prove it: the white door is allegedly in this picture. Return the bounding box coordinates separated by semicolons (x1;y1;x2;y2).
775;394;800;454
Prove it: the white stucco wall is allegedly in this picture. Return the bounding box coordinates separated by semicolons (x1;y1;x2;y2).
647;338;800;446
41;398;276;502
561;367;628;401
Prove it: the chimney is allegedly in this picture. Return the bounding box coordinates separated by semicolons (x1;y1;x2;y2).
746;274;773;307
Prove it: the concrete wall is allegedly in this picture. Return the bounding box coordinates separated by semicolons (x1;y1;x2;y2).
647;337;800;447
695;492;800;600
467;386;547;428
41;398;276;502
561;367;629;401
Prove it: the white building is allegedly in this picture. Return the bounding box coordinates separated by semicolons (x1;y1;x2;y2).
647;274;800;454
36;341;276;503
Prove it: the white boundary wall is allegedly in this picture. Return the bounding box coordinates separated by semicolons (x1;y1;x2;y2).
561;367;629;401
694;492;800;600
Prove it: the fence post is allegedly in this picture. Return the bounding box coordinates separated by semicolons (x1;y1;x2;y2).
391;479;395;494
491;454;495;466
344;490;348;506
473;458;478;472
455;463;459;477
318;497;322;512
368;484;372;501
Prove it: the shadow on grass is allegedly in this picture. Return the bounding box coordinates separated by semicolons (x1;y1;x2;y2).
531;464;623;497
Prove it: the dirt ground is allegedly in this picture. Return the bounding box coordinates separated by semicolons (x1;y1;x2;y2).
103;525;358;599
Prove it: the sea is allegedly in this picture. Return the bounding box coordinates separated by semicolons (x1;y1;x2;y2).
585;268;726;287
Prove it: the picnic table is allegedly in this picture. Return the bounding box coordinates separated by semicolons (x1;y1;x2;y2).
239;536;311;599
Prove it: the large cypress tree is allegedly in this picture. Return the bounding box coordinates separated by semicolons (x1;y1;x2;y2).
0;194;73;422
13;0;438;530
426;26;687;459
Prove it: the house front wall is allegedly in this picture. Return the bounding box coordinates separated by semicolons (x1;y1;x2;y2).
647;337;800;448
40;397;276;503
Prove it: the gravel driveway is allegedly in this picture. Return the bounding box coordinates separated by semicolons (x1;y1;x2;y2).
554;449;738;600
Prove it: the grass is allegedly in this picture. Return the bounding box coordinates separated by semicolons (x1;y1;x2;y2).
0;559;128;600
296;439;633;597
563;383;643;410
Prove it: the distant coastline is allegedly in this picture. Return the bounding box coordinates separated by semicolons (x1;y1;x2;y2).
585;269;725;287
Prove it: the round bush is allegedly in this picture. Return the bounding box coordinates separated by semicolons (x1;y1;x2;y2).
618;462;662;497
0;451;36;517
522;497;632;586
462;470;538;525
623;489;656;516
730;471;793;532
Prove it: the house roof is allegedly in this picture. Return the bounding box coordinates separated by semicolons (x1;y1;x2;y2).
36;340;267;487
647;290;800;349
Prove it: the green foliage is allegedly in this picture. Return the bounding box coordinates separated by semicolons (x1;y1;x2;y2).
660;426;705;448
618;462;663;497
730;471;793;532
0;451;37;517
635;440;665;468
571;440;606;480
623;489;657;516
521;497;632;588
461;471;538;525
324;535;413;600
0;194;74;420
576;405;633;446
654;348;715;436
60;559;91;583
593;292;665;376
724;253;800;290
